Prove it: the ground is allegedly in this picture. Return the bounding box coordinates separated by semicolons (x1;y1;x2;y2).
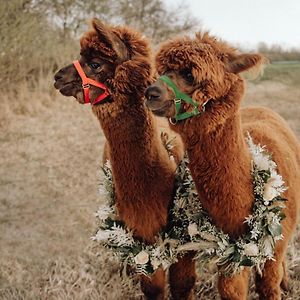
0;64;299;299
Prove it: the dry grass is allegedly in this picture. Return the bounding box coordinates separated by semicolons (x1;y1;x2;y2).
0;65;299;299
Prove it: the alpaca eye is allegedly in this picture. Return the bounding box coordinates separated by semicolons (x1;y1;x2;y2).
89;62;101;70
180;69;194;83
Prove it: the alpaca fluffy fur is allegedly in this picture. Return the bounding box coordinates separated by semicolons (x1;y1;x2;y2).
148;31;300;299
54;19;199;300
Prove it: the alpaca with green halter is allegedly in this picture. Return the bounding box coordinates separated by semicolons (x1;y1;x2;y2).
145;30;300;299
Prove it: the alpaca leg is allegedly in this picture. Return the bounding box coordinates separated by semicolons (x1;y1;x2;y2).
217;268;249;300
255;257;287;300
169;252;197;300
141;268;166;300
280;259;289;291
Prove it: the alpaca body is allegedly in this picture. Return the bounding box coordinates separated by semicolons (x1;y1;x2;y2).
54;19;197;300
184;100;300;240
145;31;300;299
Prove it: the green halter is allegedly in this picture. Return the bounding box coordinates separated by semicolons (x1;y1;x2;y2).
159;75;206;123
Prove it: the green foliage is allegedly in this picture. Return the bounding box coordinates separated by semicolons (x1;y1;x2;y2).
256;63;300;86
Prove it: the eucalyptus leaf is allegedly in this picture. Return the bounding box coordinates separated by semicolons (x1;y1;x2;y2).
267;223;282;237
239;257;255;267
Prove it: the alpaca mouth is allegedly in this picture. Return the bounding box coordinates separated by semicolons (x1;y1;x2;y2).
59;84;76;96
146;100;173;116
54;81;79;96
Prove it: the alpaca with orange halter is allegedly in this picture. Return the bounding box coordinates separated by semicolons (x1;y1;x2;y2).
53;19;204;300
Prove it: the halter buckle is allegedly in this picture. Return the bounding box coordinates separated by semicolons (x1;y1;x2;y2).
82;83;90;89
201;99;209;112
169;118;177;125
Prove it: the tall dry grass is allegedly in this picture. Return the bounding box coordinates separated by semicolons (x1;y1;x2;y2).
0;64;299;299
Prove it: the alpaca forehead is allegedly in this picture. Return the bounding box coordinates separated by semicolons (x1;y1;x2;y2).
156;43;223;75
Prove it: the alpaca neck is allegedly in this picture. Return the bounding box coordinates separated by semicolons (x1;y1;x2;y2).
182;82;253;237
98;102;176;242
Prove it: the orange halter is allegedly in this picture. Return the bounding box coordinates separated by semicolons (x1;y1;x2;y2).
73;60;110;105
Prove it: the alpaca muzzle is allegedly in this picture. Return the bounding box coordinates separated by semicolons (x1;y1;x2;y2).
158;75;208;124
73;60;110;105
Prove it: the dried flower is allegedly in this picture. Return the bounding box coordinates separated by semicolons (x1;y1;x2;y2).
92;229;111;242
263;181;278;201
244;243;259;256
254;153;271;171
188;223;199;237
134;251;149;265
151;258;160;270
95;205;112;220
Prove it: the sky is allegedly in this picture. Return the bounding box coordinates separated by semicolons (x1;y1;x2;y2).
167;0;300;49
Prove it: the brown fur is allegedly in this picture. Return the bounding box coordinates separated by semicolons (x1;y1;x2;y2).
54;19;200;300
145;31;300;299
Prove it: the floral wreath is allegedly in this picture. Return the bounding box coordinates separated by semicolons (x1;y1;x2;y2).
92;134;287;276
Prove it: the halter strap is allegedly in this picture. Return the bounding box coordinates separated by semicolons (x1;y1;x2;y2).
159;75;207;123
73;60;110;105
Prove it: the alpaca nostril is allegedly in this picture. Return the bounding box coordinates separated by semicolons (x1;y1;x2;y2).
145;86;162;101
54;71;63;81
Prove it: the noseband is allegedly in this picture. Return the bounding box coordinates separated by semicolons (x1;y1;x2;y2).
159;75;209;124
73;60;110;105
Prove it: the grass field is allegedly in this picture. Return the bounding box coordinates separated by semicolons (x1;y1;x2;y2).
0;63;299;299
256;62;300;86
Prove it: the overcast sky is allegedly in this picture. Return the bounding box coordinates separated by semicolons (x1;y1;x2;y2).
167;0;300;49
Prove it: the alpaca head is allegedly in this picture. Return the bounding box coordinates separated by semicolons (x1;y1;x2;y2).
145;32;265;129
54;19;152;119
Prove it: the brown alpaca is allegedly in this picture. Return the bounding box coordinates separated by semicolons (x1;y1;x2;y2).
54;19;199;300
145;32;300;299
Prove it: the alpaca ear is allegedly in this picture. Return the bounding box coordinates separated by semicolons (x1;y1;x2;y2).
91;18;129;63
226;53;266;74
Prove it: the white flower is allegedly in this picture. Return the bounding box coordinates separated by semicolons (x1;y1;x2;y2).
270;171;284;187
151;258;160;270
250;226;260;239
92;229;111;242
254;153;270;171
263;179;279;201
134;251;149;265
95;205;112;220
205;248;215;255
110;225;134;246
244;214;253;224
188;223;199;237
244;243;259;256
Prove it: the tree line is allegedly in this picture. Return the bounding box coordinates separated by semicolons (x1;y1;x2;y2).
257;42;300;62
0;0;198;85
1;0;299;86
